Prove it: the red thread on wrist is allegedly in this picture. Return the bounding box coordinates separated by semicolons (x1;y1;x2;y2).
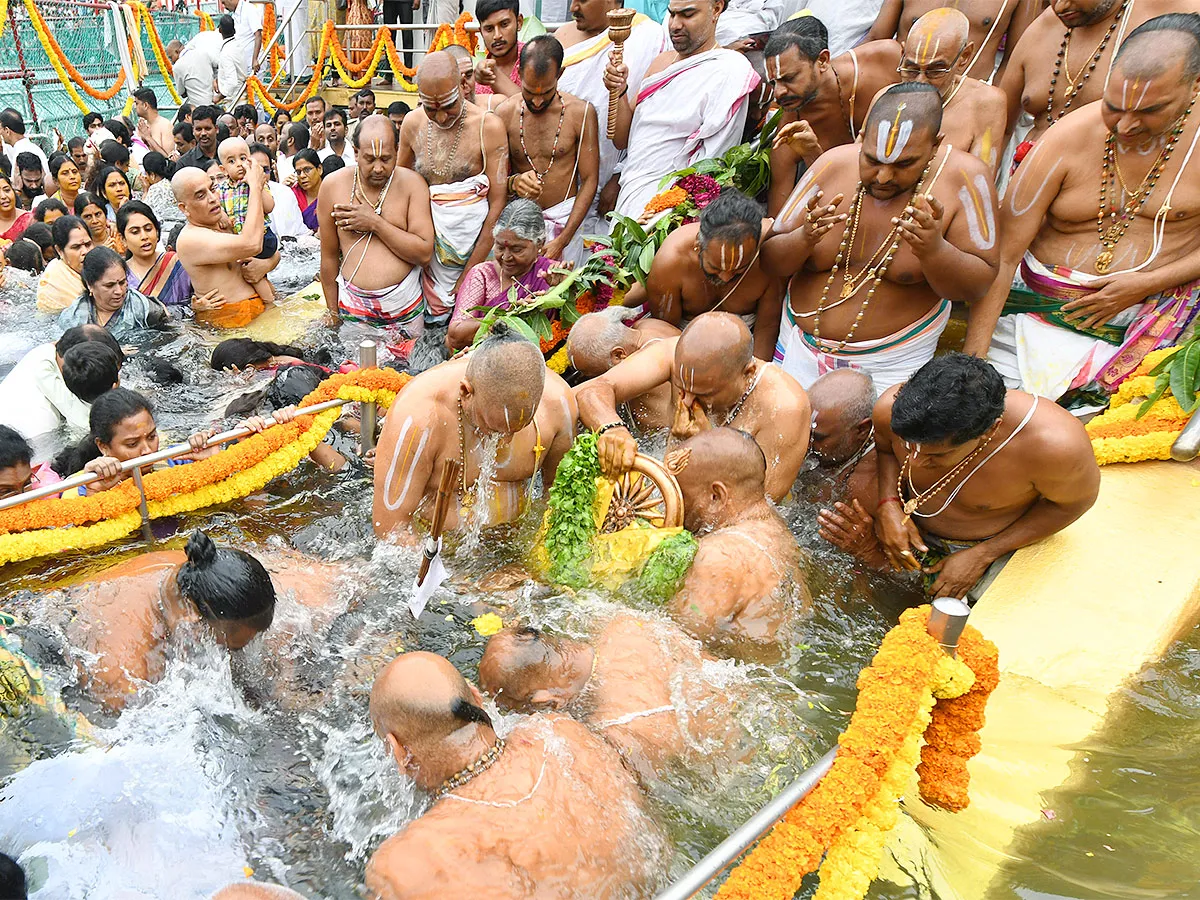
877;496;901;511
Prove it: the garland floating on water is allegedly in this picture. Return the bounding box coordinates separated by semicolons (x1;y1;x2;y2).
715;606;998;900
0;369;409;565
1087;345;1192;464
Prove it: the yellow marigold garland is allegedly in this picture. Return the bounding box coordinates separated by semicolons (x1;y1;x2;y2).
131;2;183;105
195;9;215;31
0;370;410;564
916;626;999;812
715;606;984;900
263;2;285;78
1087;346;1187;465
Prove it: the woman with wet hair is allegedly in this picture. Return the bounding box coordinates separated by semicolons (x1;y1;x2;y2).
58;246;169;342
73;191;123;253
210;338;315;372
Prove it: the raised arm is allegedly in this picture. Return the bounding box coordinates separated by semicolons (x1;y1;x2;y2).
177;162;267;264
761;161;847;278
751;275;783;362
871;387;926;572
866;0;903;42
602;56;639;150
336;169;434;267
460;115;510;279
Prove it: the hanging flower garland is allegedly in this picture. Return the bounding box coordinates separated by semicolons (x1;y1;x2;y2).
1087;346;1188;465
0;0;10;39
0;370;410;564
130;2;183;105
262;1;286;78
917;626;1000;811
195;8;215;31
22;0;125;114
715;606;994;900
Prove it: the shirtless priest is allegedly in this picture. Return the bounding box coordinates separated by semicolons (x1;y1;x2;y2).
318;115;433;356
764;82;1000;394
373;325;578;543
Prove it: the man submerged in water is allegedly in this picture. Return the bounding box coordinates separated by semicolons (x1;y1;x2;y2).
372;325;577;543
479;613;740;782
365;651;663;899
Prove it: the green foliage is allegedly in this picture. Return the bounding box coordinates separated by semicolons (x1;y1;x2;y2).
1138;339;1200;417
635;530;699;604
543;432;602;588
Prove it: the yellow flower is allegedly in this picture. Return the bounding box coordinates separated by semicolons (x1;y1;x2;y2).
546;345;570;374
471;612;504;637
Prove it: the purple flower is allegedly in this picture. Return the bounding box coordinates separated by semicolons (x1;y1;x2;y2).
677;174;721;209
595;281;614;305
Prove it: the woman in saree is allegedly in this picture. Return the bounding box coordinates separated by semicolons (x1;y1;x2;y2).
36;215;92;313
0;174;32;244
48;154;82;210
288;148;322;234
447;199;568;351
74;192;124;254
118;201;193;310
92;166;131;223
58;246;168;344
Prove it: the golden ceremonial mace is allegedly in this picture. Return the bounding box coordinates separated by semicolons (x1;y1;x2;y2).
606;8;637;141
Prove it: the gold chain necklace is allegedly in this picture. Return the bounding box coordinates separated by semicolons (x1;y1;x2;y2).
1095;92;1195;273
434;737;506;800
1045;0;1126;127
457;397;475;510
424;107;468;183
896;419;1000;519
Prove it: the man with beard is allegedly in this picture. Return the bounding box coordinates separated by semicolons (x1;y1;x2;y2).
318;116;433;355
604;0;761;219
625;188;783;360
891;8;1007;171
175;105;221;171
497;36;600;264
763;16;902;215
576;312;811;502
400;51;508;325
981;16;1200;400
556;0;665;231
999;0;1196;162
764;83;1000;393
473;0;525;103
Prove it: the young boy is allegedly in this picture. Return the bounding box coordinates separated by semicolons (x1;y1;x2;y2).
215;137;279;303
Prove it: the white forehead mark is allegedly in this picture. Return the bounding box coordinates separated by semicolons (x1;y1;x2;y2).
689;366;696;391
1136;79;1153;108
957;174;996;251
769;56;781;81
735;244;745;269
382;417;433;510
875;118;914;164
503;407;512;431
1121;78;1130;108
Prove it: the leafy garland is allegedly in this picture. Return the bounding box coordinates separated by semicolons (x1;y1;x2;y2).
635;531;698;603
543;431;601;588
715;606;997;900
1087;346;1191;464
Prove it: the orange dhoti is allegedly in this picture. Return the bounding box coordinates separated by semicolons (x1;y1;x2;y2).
196;294;267;329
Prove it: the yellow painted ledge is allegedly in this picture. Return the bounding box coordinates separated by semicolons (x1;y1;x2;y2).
883;459;1200;898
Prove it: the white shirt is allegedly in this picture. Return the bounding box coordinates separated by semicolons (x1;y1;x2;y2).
175;31;224;106
230;0;265;70
4;137;48;180
0;343;92;441
267;180;308;239
317;143;356;166
218;37;250;101
790;0;883;55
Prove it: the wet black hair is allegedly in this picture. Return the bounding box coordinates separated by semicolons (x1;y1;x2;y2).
80;245;128;289
33;197;68;222
0;852;25;900
891;353;1006;445
56;323;125;364
176;531;276;630
15;151;42;175
116;199;161;239
53;386;153;475
4;236;42;273
476;0;519;23
0;425;31;471
22;221;53;254
450;696;494;729
210;338;309;372
1115;13;1200;78
142;151;175;181
321;154;345;178
698;188;763;248
764;15;829;62
222;363;324;419
61;342;122;402
520;34;564;76
51;214;89;251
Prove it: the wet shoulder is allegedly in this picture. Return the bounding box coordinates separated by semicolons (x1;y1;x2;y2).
762;364;810;411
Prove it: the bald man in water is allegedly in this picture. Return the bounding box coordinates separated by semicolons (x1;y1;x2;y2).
669;428;807;662
479;613;738;781
566;307;679;432
890;9;1008;171
173;162;273;328
765;82;999;393
373;326;577;543
575;312;811;502
365;652;662;899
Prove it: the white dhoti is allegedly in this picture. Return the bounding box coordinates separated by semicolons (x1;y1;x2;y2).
338;266;425;360
779;299;951;396
422;174;490;325
614;49;760;220
542;195;588;267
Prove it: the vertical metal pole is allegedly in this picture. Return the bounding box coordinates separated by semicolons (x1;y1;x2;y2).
130;466;155;545
8;4;38;129
359;339;378;455
927;597;971;657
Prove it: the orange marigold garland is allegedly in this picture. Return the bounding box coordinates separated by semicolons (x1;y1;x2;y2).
643;186;688;215
917;626;999;812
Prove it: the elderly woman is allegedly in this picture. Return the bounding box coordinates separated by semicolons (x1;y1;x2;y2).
58;246;168;342
447;199;567;351
118;201;192;309
74;192;124;254
48;154;82;209
289;148;322;234
36;215;93;313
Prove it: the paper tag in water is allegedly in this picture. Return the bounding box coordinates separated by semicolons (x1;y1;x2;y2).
409;541;449;619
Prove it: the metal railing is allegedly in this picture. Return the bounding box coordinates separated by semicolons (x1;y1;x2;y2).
654;598;973;900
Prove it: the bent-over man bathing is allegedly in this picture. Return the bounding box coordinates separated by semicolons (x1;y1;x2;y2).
576;312;811;502
173;162;273;329
825;354;1100;600
366;652;663;899
373;326;577;543
401;51;509;325
764;82;1000;394
497;36;600;265
891;9;1007;171
480;613;740;781
566;307;680;432
625;189;784;361
763;18;902;215
318;115;433;360
669;428;808;662
981;16;1200;401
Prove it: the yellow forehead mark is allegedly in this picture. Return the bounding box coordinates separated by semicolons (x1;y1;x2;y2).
917;32;933;65
886;104;907;158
